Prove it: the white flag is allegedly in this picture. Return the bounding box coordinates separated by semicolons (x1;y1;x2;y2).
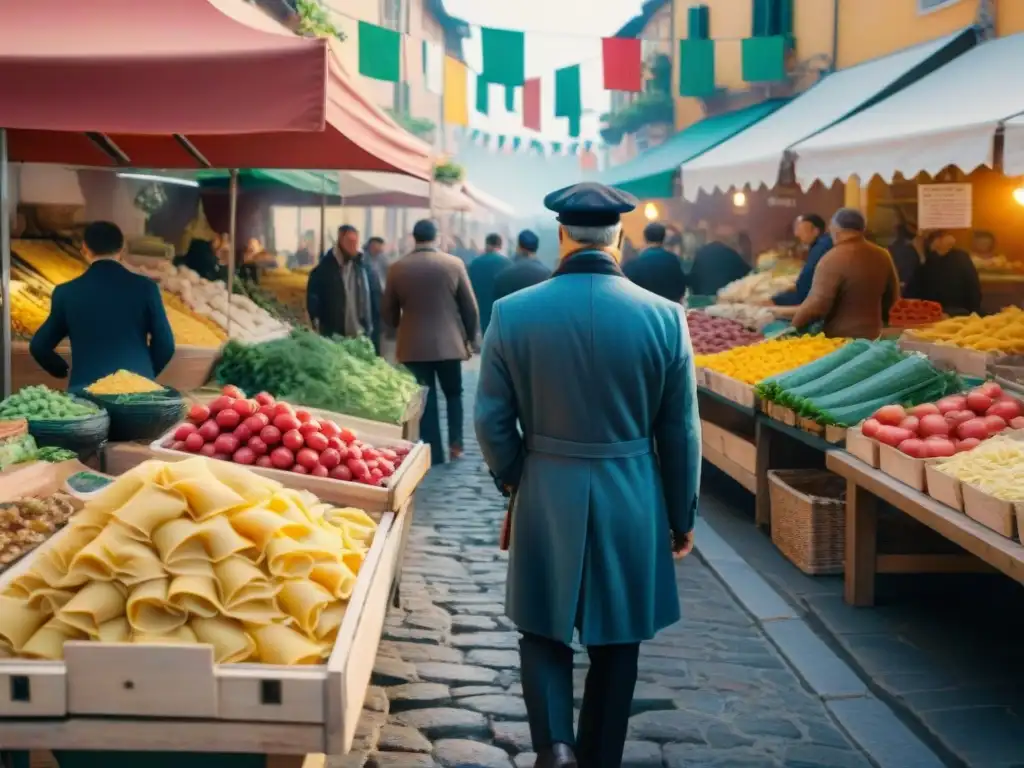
423;41;444;95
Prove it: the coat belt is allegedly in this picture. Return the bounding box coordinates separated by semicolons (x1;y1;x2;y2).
526;435;652;460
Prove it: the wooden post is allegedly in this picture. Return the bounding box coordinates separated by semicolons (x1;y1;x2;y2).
754;419;772;529
844;482;879;607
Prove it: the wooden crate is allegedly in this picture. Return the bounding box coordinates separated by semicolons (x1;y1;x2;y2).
962;483;1018;539
925;463;964;511
878;443;931;492
720;429;756;474
845;428;879;468
0;506;409;756
705;371;756;409
898;335;995;378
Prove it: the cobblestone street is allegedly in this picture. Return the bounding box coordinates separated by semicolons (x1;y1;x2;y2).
344;372;877;767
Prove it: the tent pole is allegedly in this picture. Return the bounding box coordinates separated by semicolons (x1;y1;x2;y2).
226;168;238;339
319;171;327;257
0;129;11;398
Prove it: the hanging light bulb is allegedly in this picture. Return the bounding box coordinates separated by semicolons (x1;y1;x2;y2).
733;191;747;208
644;202;659;221
1013;186;1024;207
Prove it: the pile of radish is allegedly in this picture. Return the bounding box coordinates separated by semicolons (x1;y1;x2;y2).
686;311;763;355
860;381;1024;458
162;385;411;486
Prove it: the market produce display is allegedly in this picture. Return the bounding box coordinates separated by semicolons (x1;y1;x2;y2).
0;423;39;470
757;341;963;427
34;447;78;463
888;299;943;328
162;385;411;486
717;271;796;304
0;386;100;421
10;280;52;339
860;382;1024;457
235;279;310;329
687;311;763;355
260;268;310;321
932;434;1024;499
214;331;421;425
694;335;847;386
701;303;776;332
86;370;164;396
0;458;378;663
0;492;76;570
908;306;1024;353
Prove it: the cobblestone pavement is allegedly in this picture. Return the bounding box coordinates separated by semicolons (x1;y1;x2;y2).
340;374;874;768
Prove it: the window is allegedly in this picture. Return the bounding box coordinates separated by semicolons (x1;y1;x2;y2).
380;0;401;30
918;0;961;13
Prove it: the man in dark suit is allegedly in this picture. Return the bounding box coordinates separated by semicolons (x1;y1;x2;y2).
772;214;834;306
493;230;551;302
30;221;176;391
688;224;752;297
306;224;382;353
623;222;687;302
468;232;512;336
382;220;480;465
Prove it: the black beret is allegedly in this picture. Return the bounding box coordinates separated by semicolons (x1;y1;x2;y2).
517;229;539;252
543;182;638;227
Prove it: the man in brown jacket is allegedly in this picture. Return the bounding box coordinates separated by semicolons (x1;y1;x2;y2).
382;220;480;465
792;208;900;339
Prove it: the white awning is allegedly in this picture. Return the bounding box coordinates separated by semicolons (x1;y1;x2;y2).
794;33;1024;189
680;30;974;201
1004;112;1024;177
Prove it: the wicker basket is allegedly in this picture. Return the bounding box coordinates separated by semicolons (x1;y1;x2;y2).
769;469;847;575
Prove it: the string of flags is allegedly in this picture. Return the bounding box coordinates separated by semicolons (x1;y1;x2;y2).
461;129;602;157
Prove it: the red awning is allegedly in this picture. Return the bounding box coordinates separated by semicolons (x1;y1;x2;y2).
1;1;433;179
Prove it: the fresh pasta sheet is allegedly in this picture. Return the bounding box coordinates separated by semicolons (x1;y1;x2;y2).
0;457;377;664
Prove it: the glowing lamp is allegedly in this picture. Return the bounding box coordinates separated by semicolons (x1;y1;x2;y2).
643;203;659;221
1013;186;1024;207
732;191;747;208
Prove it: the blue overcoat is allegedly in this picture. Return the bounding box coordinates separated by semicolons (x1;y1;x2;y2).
474;250;701;646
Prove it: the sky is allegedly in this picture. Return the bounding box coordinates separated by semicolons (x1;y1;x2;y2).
444;0;645;143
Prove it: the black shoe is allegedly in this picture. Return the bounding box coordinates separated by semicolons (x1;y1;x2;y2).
534;742;578;768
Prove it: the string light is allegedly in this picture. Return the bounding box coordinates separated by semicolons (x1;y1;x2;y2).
1013;185;1024;207
732;191;747;208
644;202;659;221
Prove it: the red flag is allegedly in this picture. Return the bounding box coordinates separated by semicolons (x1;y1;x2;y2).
602;37;643;92
523;78;542;131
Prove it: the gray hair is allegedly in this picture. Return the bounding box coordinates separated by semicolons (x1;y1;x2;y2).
563;223;621;247
831;208;866;233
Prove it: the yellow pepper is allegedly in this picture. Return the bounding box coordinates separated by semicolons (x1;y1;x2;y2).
695;335;848;385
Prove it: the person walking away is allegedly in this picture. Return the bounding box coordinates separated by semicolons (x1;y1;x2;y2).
474;182;700;768
687;224;751;297
364;236;389;288
290;230;318;269
306;225;382;353
493;230;551;302
792;208;900;339
888;223;922;294
468;233;512;336
30;221;176;391
622;221;687;302
771;214;833;306
909;230;982;316
382;220;479;465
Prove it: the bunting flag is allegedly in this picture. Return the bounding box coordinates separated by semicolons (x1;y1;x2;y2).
481;27;526;86
462;128;603;157
443;56;469;126
601;37;643;92
523;78;541;131
555;65;582;138
476;75;490;115
423;40;444;94
505;86;516;112
358;21;401;83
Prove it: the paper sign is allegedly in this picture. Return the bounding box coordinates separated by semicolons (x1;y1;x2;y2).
918;183;972;229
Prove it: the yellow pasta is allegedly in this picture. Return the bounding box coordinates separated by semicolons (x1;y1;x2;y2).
0;595;47;650
278;579;334;635
126;579;188;635
191;616;255;663
58;582;126;637
22;617;85;660
250;623;323;665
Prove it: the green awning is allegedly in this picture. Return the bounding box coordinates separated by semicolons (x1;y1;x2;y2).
598;99;789;199
193;169;340;195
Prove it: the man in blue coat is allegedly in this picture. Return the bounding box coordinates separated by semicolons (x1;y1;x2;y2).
30;221;176;391
475;182;701;768
468;232;512;336
771;213;834;306
622;221;687;302
492;230;551;302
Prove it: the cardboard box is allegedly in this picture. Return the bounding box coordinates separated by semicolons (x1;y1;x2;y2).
845;428;879;468
878;443;930;492
924;462;964;511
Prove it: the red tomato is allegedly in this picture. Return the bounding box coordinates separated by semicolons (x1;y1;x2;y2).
282;429;305;452
979;382;1004;400
956;437;981;452
216;409;241;430
966;391;994;415
310;465;330;478
327;436;345;451
347;458;369;477
936;395;968;414
221;385;245;399
270;447;294;469
258;404;277;420
214;434;240;455
907;403;940;418
875;425;913;447
984;414;1007;433
254;392;275;407
987;398;1023;422
232;399;258;418
318;447;341;469
1011;416;1024;430
924;438;956;458
339;428;357;444
243;414;269;433
291;464;309;474
368;468;385;485
873;405;906;427
378;448;398;461
233;424;253;444
296;448;319;469
200;443;218;457
188;404;211;424
171;440;187;452
945;409;976;427
362;447;380;461
860;418;881;438
295;409;313;424
273;402;295;417
305;432;329;453
174;423;198;441
256;455;275;468
377;458;396;476
348;444;363;461
198;419;221;442
298;422;322;439
233;447;256;465
184;433;205;453
209;395;233;415
273;414;302;433
247;436;269;456
898;416;920;434
957;418;991;442
260;425;282;446
319;420;341;439
329;464;354;481
918;414;950;438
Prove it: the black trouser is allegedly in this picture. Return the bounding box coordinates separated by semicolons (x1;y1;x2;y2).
404;360;463;465
519;632;640;768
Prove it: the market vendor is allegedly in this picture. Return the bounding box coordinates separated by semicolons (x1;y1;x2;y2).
908;230;982;316
771;214;833;306
29;221;176;391
791;208;900;339
687;224;752;297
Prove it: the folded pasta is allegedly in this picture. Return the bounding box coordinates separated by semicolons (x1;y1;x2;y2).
0;457;378;664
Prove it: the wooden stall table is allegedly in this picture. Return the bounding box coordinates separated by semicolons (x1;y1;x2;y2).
826;451;1024;607
697;386;757;495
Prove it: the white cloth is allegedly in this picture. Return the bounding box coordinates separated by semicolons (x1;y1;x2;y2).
423;41;444;96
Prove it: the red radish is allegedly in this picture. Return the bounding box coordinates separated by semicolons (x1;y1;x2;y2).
247;436;268;456
310;465;330;478
273;402;294;417
898;438;928;458
260;425;282;446
295;409;313;424
377;458;396;476
987;398;1023;421
305;432;329;453
258;404;276;420
232;399;258;418
945;409;975;426
256;455;274;468
318;447;341;469
347;458;369;477
214;434;240;455
222;385;245;399
282;429;305;452
393;444;411;456
936;395;967;414
348;444;363;461
957;418;991;441
330;464;354;481
339;428;357;444
184;433;205;452
254;392;275;406
243;414;269;433
365;459;379;472
379;448;398;461
291;464;309;474
984;414;1007;433
368;468;385;484
295;448;319;469
298;422;322;438
233;447;256;465
956;437;981;452
873;405;906;426
270;447;294;469
216;409;241;429
908;403;940;418
966;391;993;414
171;440;187;452
861;418;882;438
362;447;380;461
200;443;218;457
979;381;1004;399
1011;416;1024;430
273;413;301;433
209;395;234;414
233;424;253;444
188;404;211;424
327;436;345;451
198;419;221;442
918;414;950;437
174;423;198;441
875;425;913;447
898;416;920;433
924;438;956;458
320;420;341;439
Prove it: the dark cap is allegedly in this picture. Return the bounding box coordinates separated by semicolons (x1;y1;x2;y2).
543;182;638;227
517;229;539;252
412;219;438;243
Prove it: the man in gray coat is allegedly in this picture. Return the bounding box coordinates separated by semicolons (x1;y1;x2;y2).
383;220;480;465
474;182;701;768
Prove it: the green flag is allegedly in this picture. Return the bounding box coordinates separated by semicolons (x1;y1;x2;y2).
554;65;582;118
505;85;516;112
476;75;490;115
358;21;400;83
742;36;787;82
679;39;716;97
481;27;526;86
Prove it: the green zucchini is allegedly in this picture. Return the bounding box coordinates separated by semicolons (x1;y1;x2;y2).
807;354;943;412
819;371;962;426
782;342;902;404
757;340;866;398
